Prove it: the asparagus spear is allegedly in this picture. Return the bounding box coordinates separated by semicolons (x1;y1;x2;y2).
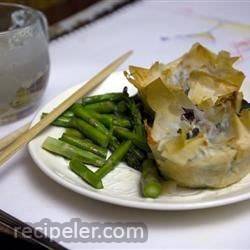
109;136;145;171
126;146;145;171
108;136;120;152
41;100;130;130
62;110;74;118
82;93;126;105
42;114;110;147
96;140;132;178
83;101;116;114
115;101;128;114
42;113;110;147
41;113;72;128
43;111;112;146
113;126;150;152
141;159;162;198
92;113;113;128
84;100;128;114
113;116;131;128
91;113;113;128
64;128;84;139
71;118;110;147
91;112;131;128
128;98;146;138
72;104;130;134
71;103;109;135
70;158;103;189
131;94;155;127
60;134;107;158
42;137;105;167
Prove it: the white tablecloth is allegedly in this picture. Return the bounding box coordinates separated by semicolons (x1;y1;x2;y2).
1;1;250;249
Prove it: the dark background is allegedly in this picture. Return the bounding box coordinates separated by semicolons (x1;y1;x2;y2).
1;0;101;25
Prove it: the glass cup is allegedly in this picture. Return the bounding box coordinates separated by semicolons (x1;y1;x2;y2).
0;3;50;124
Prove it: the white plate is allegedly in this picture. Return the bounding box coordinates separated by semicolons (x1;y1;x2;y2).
28;72;250;210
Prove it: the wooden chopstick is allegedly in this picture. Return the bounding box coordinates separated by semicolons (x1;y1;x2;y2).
0;50;132;166
0;122;31;151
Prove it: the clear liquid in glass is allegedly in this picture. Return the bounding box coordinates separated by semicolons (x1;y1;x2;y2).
0;4;50;124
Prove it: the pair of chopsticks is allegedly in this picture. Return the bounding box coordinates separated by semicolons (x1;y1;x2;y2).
0;51;132;166
0;209;67;249
0;122;31;151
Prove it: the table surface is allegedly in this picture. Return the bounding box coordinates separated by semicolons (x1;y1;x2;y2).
1;1;250;249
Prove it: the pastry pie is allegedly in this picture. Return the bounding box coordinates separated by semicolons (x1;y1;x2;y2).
125;43;250;188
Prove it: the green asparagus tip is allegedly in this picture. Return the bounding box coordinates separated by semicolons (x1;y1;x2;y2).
141;159;162;198
143;182;162;198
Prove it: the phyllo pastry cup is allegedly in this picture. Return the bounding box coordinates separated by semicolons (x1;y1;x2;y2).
125;43;250;188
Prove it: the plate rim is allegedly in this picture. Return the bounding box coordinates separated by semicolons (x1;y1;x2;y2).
28;72;250;210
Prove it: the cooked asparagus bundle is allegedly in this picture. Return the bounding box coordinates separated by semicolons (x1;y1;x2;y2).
42;101;146;170
42;113;110;147
71;118;110;147
41;89;164;196
42;137;105;167
45;110;131;129
141;159;162;198
71;103;109;135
